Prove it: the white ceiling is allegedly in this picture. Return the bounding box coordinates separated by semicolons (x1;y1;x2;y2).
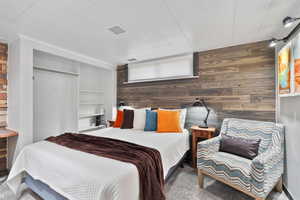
0;0;300;66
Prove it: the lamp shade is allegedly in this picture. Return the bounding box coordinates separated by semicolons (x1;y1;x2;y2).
193;98;202;106
118;101;125;107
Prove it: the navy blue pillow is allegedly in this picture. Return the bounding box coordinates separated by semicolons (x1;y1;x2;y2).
144;110;157;131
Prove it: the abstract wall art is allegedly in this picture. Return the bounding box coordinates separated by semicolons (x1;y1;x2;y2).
278;46;291;94
293;35;300;94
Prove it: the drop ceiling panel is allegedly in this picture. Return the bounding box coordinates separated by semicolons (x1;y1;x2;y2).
0;0;299;65
164;0;236;51
232;0;270;44
260;0;300;38
18;0;190;64
0;0;39;21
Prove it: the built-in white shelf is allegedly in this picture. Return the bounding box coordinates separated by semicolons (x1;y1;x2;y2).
79;125;106;132
279;93;300;98
79;113;104;118
80;90;104;94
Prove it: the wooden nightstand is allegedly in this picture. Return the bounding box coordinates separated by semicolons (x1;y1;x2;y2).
191;126;216;168
0;129;18;176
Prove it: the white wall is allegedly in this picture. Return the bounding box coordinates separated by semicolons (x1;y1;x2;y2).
276;29;300;200
279;96;300;199
7;36;116;168
7;38;34;168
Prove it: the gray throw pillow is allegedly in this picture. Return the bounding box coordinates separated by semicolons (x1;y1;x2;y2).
220;135;261;160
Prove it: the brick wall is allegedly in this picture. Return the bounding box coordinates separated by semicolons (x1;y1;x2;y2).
0;43;7;128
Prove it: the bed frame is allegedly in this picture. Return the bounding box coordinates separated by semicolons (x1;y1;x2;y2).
24;151;189;200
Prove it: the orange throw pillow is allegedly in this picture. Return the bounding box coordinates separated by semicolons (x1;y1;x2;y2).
113;110;124;128
157;110;182;133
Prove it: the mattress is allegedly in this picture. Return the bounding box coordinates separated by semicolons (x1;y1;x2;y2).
7;128;190;200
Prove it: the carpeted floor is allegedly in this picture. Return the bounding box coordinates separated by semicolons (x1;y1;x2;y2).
0;164;288;200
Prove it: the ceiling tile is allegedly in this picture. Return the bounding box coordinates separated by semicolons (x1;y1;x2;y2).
232;0;270;44
164;0;236;52
0;0;299;65
0;0;39;22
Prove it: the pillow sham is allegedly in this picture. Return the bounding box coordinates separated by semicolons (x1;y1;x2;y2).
157;110;182;133
133;108;149;130
144;110;157;131
220;135;261;160
159;108;187;130
121;109;134;129
113;110;124;128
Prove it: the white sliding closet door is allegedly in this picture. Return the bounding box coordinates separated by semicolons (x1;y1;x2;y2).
33;69;78;142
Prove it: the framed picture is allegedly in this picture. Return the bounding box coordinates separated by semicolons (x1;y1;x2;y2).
293;35;300;94
278;44;291;95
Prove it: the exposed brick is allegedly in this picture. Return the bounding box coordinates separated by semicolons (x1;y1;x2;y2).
0;52;6;171
0;43;7;128
0;93;7;100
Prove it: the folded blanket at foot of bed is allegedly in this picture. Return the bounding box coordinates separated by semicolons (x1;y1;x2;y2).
46;133;165;200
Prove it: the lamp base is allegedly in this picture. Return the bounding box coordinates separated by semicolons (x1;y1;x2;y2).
198;125;208;129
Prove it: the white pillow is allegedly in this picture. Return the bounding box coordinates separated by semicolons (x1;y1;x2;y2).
133;108;150;130
119;106;135;110
159;108;187;130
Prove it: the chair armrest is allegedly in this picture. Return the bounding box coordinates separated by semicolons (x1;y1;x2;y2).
252;147;282;170
250;146;284;191
197;136;221;158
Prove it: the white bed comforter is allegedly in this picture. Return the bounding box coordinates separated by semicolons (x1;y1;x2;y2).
7;128;190;200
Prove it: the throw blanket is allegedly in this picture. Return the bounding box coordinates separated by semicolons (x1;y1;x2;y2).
46;133;165;200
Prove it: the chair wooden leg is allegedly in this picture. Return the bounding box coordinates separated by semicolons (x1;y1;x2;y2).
198;169;204;188
275;176;283;193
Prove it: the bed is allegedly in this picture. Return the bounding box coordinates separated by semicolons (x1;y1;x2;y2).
7;127;190;200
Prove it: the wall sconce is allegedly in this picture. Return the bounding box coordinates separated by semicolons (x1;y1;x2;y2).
269;38;285;48
269;16;300;48
283;16;300;28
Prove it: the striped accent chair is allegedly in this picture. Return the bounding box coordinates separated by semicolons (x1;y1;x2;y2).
197;118;284;200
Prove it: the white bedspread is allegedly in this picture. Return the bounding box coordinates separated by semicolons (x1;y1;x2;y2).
7;128;190;200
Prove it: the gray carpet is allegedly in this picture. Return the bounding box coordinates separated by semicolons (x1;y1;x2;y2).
0;165;288;200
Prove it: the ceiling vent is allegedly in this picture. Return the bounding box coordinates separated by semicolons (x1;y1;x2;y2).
108;26;126;35
128;58;137;62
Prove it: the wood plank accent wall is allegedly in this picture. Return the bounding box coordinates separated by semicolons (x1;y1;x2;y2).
117;41;275;124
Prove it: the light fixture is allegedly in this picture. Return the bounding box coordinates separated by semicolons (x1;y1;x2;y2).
192;98;211;128
283;16;300;28
269;38;280;47
118;100;125;107
269;38;286;48
108;26;126;35
270;15;300;48
128;58;137;62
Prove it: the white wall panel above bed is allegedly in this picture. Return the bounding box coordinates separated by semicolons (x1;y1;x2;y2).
127;54;194;83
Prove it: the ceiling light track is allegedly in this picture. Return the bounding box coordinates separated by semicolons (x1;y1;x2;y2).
270;16;300;47
283;16;300;28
